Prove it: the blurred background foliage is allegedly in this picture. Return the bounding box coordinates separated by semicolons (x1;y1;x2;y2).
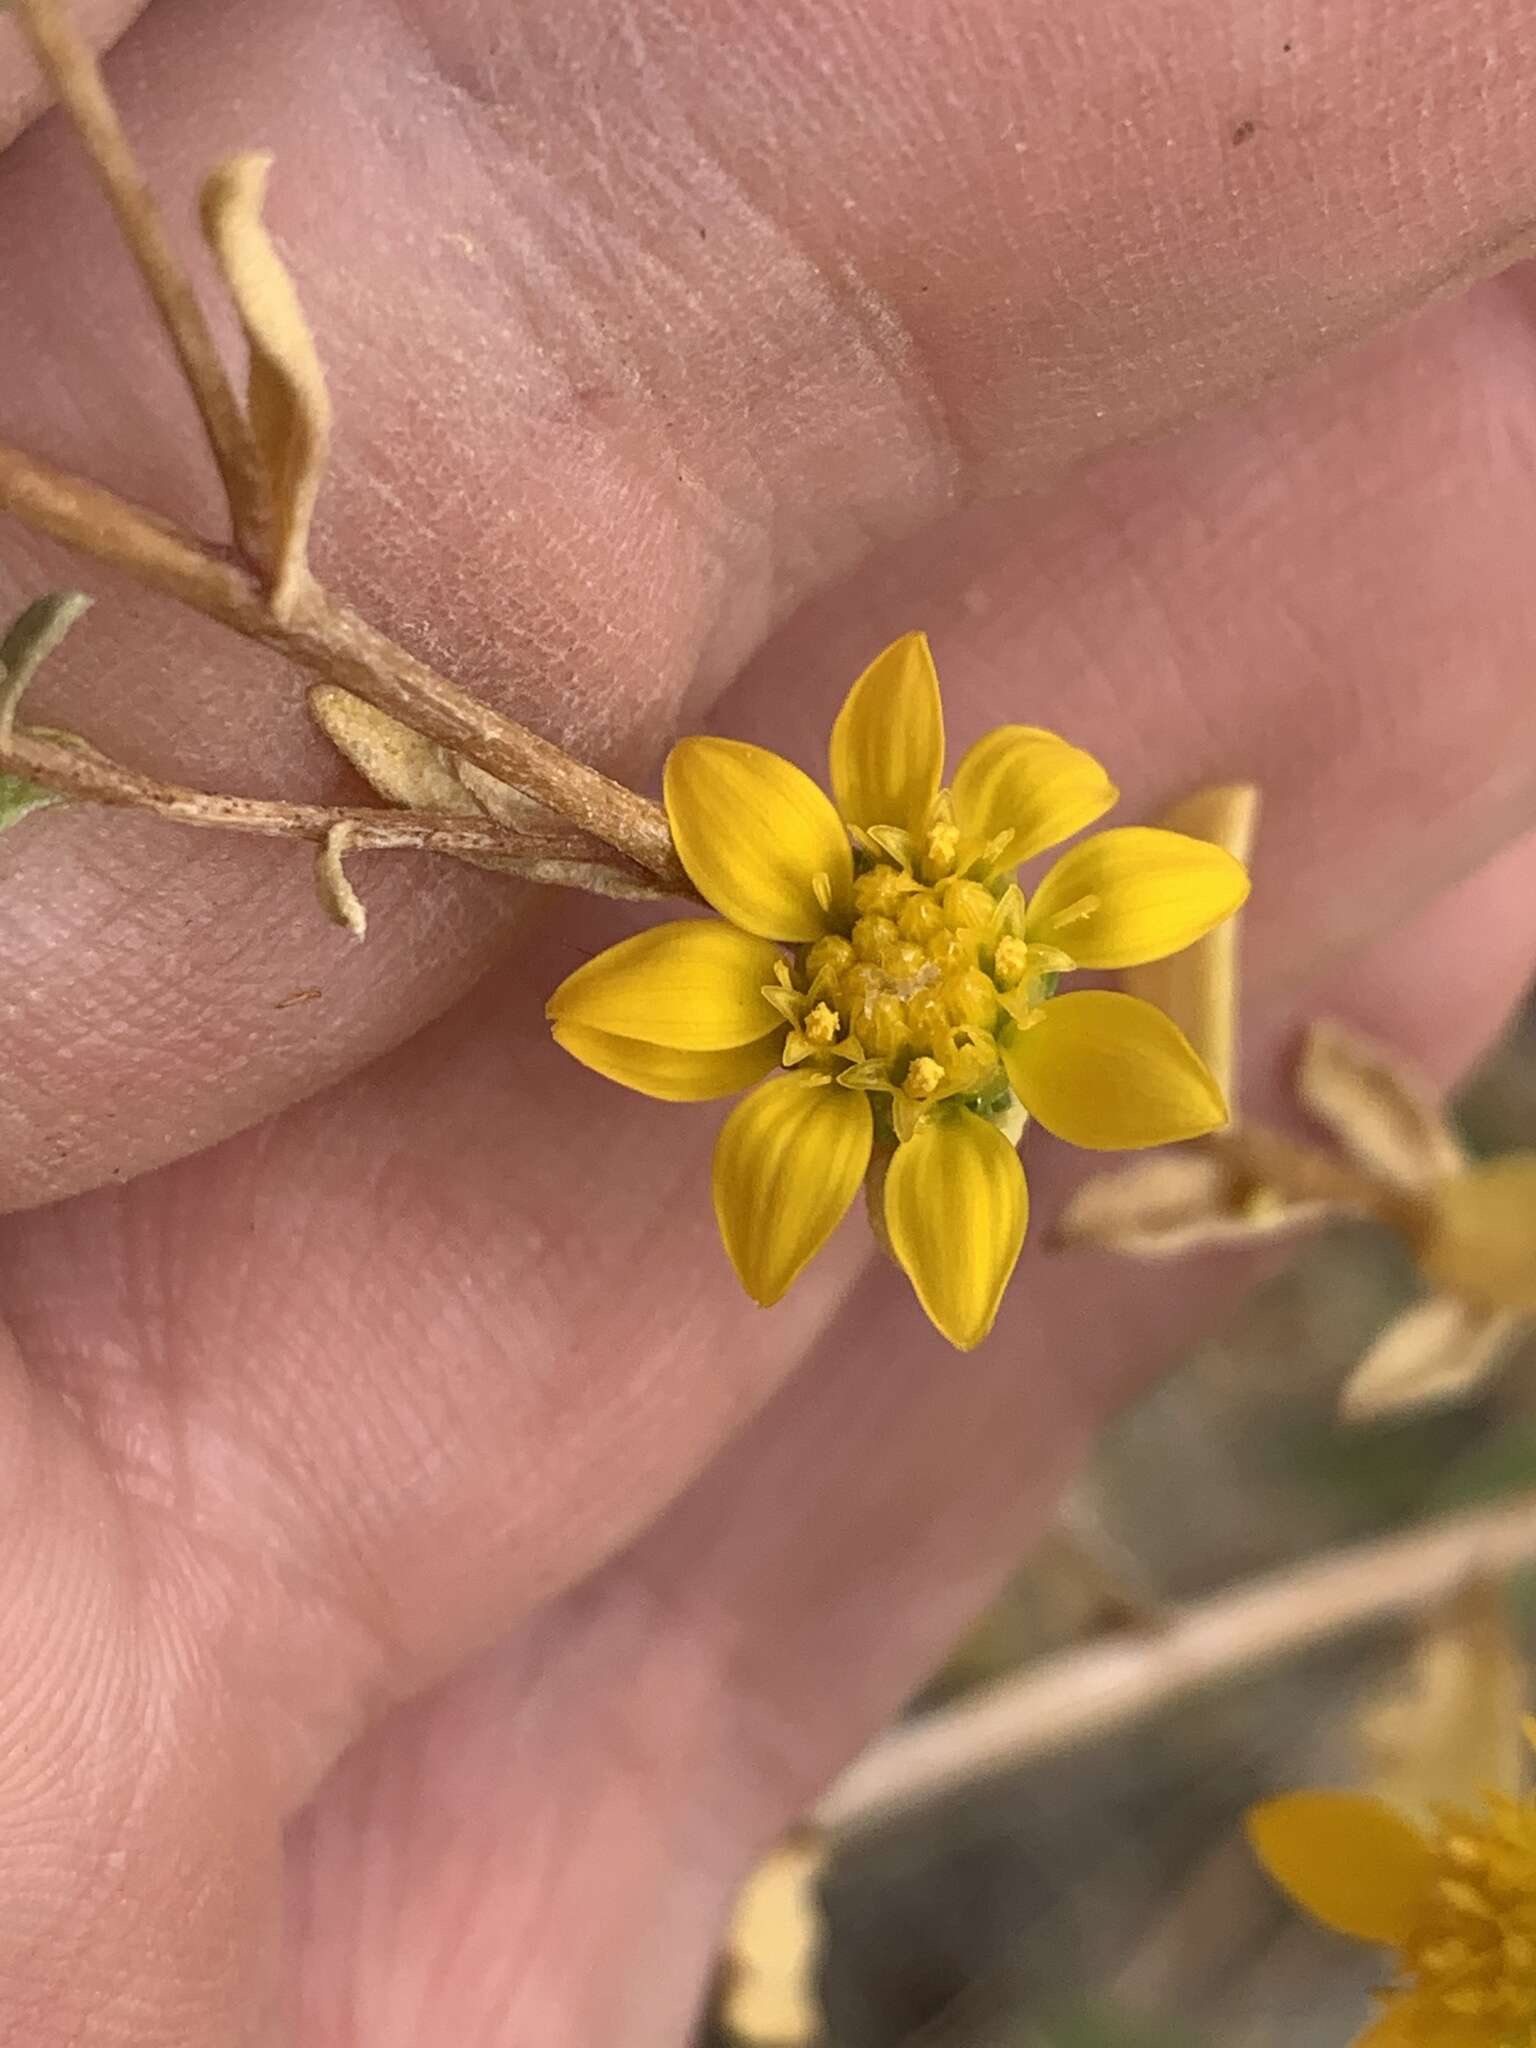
777;992;1536;2048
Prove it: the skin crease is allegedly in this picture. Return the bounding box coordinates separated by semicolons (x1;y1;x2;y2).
0;0;1532;2041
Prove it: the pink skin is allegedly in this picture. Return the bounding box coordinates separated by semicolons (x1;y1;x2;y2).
1;1;1535;2040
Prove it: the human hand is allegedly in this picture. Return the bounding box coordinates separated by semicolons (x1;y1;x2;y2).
2;0;1536;2039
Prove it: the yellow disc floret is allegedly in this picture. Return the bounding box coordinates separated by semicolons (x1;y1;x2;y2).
1393;1800;1536;2035
771;818;1060;1138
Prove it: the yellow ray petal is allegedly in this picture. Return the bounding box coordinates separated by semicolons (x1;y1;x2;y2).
828;631;945;837
1123;783;1259;1105
883;1111;1028;1350
713;1075;872;1305
1027;827;1249;969
1005;992;1227;1151
1418;1153;1536;1314
951;725;1118;869
1352;2001;1423;2048
718;1829;829;2048
1245;1792;1433;1945
665;738;853;941
551;1023;783;1102
546;920;785;1049
1339;1293;1524;1422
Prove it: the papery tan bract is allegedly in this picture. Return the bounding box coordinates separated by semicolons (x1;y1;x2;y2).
1299;1017;1468;1194
1054;1147;1324;1257
308;686;483;817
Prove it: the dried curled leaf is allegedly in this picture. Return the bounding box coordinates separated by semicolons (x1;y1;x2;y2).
1360;1580;1528;1820
1055;1148;1324;1258
0;591;92;743
1298;1017;1465;1193
201;153;331;620
316;821;366;938
1123;782;1258;1105
309;685;559;834
718;1828;828;2047
308;686;479;815
1340;1292;1524;1422
452;756;559;832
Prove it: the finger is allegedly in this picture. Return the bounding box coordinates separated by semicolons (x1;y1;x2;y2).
281;833;1536;2048
7;286;1536;2044
5;0;1536;1199
6;287;1536;1768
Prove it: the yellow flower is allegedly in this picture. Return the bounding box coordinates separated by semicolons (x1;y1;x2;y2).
547;633;1249;1348
1248;1760;1536;2045
1295;1021;1536;1419
1058;1015;1536;1418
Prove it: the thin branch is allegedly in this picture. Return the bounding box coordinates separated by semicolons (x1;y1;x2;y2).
0;436;691;887
0;440;249;611
819;1489;1536;1835
278;590;685;880
13;0;268;552
3;728;671;899
1211;1121;1428;1235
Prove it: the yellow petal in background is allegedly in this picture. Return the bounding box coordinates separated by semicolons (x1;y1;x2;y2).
1360;1580;1528;1820
1245;1792;1432;1945
828;631;945;837
717;1828;829;2047
884;1110;1028;1350
551;1023;783;1102
547;920;784;1048
1419;1153;1536;1313
1339;1293;1524;1423
1005;992;1227;1151
1352;2001;1427;2048
951;725;1118;869
666;738;853;941
1027;827;1249;969
200;154;332;620
1299;1018;1466;1193
713;1075;872;1305
1123;783;1258;1106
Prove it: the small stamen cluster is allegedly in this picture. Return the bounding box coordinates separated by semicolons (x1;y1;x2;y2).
1396;1803;1536;2033
762;809;1069;1140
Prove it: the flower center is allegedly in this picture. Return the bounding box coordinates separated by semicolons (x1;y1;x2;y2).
768;836;1068;1141
1398;1806;1536;2030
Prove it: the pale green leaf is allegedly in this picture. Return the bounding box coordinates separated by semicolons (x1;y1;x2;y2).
0;592;92;743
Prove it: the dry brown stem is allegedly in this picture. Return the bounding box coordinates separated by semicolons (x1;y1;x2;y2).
3;726;668;899
13;0;267;550
2;0;691;896
0;438;689;888
820;1488;1536;1834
